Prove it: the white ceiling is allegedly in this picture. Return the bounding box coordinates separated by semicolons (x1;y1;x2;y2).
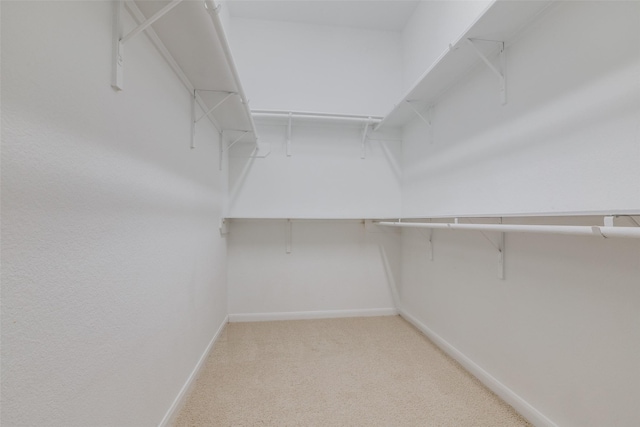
225;0;421;32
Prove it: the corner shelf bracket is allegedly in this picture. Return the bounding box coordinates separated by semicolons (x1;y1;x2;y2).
465;38;507;105
112;0;184;91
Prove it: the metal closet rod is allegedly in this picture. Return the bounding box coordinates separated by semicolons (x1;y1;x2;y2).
252;109;384;123
375;221;640;239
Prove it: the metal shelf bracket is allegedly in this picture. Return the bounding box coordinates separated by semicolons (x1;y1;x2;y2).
286;219;293;254
112;0;184;91
406;101;432;127
465;38;506;105
361;117;372;159
498;219;505;280
286;112;292;157
191;90;236;149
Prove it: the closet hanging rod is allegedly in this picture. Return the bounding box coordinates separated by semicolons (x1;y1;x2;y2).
375;221;640;239
252;110;383;124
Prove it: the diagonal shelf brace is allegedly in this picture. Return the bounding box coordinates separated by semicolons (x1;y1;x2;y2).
195;92;236;124
361;117;372;159
218;131;224;171
121;0;184;44
406;101;432;127
286;112;292;157
465;38;506;105
224;131;250;152
112;0;184;91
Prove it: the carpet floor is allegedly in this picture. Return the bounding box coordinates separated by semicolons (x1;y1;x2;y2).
174;315;530;426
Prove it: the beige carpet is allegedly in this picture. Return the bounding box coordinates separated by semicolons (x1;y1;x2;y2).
174;316;530;426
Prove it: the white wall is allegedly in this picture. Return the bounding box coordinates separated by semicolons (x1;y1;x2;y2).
400;218;640;426
229;17;403;116
1;2;228;426
227;220;398;320
228;120;402;218
402;0;491;92
402;1;640;217
399;2;640;426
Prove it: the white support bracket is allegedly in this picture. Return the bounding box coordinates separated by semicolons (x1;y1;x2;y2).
218;131;224;171
604;216;615;227
286;219;293;254
465;38;506;105
406;101;432;127
463;217;505;279
361;117;372;159
191;90;236;149
195;92;236;124
418;221;434;261
112;0;184;91
224;131;250;152
219;218;229;236
286;112;292;157
498;225;505;280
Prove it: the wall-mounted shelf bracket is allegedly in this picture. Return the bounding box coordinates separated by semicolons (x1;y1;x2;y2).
225;131;250;151
286;112;292;157
112;0;184;91
428;229;434;261
286;219;293;254
465;38;506;105
195;92;236;124
405;101;432;127
361;117;372;159
219;218;229;236
191;90;236;149
218;131;224;171
497;218;505;280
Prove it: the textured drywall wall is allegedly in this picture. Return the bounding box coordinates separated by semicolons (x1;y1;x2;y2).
1;2;228;426
400;217;640;426
228;121;402;218
227;220;398;318
402;1;640;216
229;17;403;116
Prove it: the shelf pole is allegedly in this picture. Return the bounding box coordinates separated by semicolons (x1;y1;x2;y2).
374;221;640;239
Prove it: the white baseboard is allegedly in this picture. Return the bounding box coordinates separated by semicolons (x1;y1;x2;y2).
158;315;228;427
399;308;557;427
228;308;397;322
